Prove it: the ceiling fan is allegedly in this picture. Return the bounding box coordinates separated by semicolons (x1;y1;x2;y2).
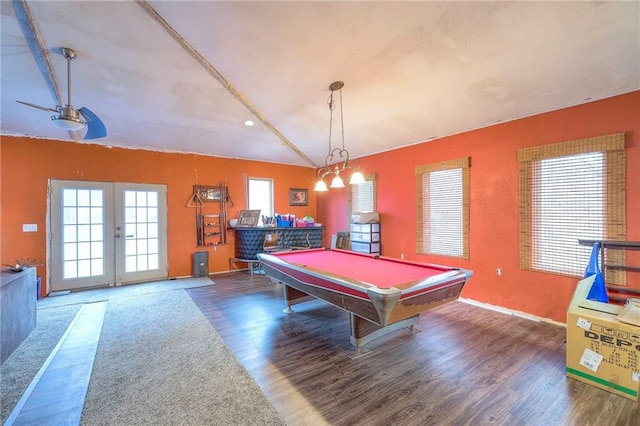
16;47;106;140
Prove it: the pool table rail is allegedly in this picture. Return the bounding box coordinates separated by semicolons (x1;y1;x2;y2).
258;250;473;350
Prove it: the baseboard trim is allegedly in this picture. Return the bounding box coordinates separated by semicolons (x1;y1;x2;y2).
459;297;566;327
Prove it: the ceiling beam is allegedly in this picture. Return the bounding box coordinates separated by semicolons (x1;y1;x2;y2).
13;0;62;106
136;0;318;167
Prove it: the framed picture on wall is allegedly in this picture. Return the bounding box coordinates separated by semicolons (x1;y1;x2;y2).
289;188;308;206
195;185;223;202
237;209;261;227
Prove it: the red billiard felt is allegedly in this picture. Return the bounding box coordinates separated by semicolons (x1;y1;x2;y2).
271;249;451;289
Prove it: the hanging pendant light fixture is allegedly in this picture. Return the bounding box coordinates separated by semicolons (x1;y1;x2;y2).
314;81;365;191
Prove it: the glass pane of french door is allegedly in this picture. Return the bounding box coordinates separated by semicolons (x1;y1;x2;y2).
50;180;167;292
114;183;167;283
50;180;115;291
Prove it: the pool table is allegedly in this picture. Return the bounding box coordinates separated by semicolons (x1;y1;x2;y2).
257;248;473;351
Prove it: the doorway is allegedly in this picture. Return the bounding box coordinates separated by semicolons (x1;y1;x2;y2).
49;180;168;291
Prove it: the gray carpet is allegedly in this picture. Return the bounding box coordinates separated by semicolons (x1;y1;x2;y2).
1;278;286;425
0;305;81;422
37;277;215;309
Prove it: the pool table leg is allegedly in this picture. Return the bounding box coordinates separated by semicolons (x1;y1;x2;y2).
282;285;314;314
349;314;419;351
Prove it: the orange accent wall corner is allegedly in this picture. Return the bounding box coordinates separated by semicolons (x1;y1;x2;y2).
317;91;640;323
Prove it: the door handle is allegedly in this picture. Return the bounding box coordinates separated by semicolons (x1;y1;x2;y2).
115;234;135;238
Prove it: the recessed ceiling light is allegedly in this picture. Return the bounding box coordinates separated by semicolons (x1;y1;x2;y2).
244;120;255;127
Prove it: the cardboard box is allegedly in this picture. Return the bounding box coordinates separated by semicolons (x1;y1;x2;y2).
351;211;380;224
566;276;640;402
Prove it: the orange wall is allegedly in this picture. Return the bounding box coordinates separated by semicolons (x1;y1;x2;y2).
2;92;638;322
317;91;640;323
0;138;319;294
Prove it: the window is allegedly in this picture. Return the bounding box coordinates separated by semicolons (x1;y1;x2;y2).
248;178;273;226
518;133;626;283
347;173;377;222
415;157;470;259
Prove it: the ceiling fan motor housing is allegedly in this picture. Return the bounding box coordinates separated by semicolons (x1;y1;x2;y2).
51;105;86;130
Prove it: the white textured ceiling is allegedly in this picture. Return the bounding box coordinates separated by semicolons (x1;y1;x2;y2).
1;1;638;168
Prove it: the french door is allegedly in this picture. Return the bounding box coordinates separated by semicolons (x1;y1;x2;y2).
50;180;168;291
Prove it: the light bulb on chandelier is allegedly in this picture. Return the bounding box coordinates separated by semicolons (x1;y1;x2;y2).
330;174;345;188
314;81;365;191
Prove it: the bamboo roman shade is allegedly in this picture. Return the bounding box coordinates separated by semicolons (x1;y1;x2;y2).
348;173;377;222
415;157;470;259
518;133;626;283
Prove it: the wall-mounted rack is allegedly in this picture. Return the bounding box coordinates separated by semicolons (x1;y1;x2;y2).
193;184;228;247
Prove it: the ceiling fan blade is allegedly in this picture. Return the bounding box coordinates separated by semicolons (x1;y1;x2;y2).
79;107;106;139
16;100;58;113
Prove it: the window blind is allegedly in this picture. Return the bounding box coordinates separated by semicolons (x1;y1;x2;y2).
518;133;626;283
531;152;604;275
416;157;470;259
347;173;377;224
424;169;463;256
352;180;374;213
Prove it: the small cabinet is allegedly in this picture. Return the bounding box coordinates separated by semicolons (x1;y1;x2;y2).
350;223;380;254
1;267;36;364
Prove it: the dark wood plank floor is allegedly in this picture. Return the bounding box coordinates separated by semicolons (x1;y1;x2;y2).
187;272;639;426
